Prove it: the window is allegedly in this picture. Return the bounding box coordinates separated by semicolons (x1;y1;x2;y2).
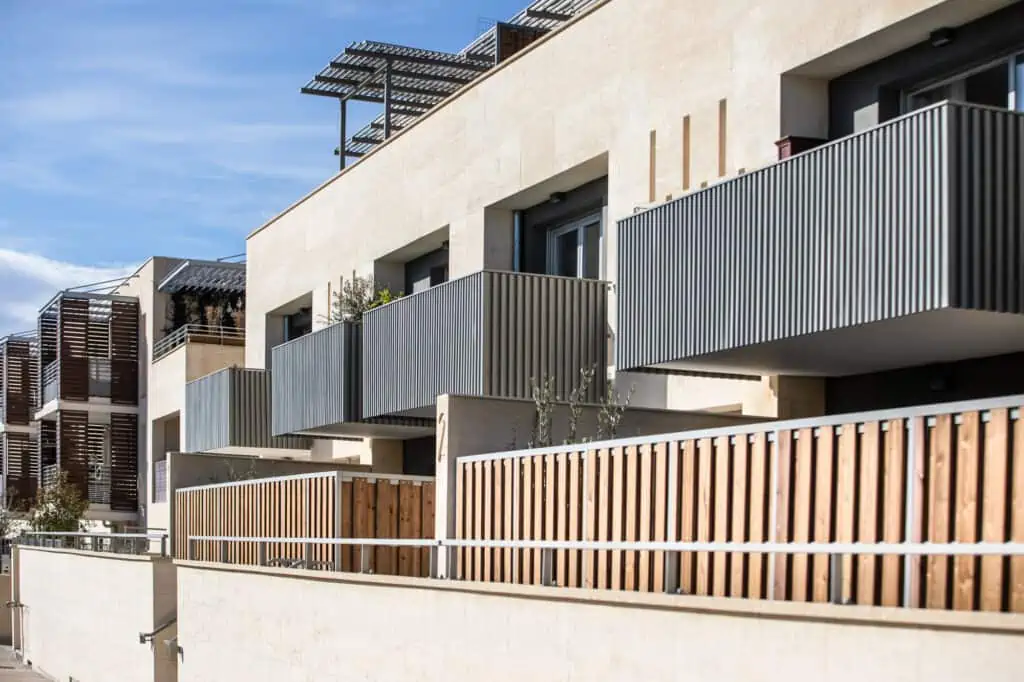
546;212;603;279
284;308;312;342
907;51;1023;112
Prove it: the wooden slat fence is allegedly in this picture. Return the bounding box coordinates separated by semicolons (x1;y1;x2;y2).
175;471;435;578
455;399;1024;613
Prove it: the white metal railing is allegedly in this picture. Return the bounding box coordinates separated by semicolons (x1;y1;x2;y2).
153;324;245;362
20;531;169;556
186;535;1024;607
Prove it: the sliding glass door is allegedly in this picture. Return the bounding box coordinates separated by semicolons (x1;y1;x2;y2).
546;212;602;279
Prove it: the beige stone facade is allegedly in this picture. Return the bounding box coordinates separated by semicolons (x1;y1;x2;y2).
245;0;1014;416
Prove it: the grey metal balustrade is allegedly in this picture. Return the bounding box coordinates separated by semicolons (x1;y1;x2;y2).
362;270;608;419
617;101;1024;371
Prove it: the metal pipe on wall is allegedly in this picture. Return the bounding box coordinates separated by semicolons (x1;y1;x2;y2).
513;210;524;272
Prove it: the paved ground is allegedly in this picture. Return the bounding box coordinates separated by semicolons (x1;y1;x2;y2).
0;648;46;681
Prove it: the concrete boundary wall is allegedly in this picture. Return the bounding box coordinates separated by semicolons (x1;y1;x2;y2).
176;560;1024;682
14;547;177;682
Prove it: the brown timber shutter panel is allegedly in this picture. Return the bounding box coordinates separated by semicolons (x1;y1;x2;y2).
38;312;57;368
110;413;138;511
3;432;37;506
59;298;90;402
5;340;36;424
110;300;139;406
58;410;90;495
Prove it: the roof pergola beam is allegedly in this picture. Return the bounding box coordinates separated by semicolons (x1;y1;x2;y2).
369;121;404;132
300;87;435;110
524;8;573;21
344;46;490;72
351;135;381;146
330;61;476;86
314;74;452;99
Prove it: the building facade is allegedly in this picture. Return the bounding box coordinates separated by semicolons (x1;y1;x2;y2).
241;0;1024;470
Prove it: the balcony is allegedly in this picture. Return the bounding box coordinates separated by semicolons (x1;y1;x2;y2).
617;101;1024;377
271;270;608;436
185;367;309;453
271;322;362;436
153;324;245;362
36;292;139;411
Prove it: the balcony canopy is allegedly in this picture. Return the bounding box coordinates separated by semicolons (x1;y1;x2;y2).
157;259;246;295
302;0;599;163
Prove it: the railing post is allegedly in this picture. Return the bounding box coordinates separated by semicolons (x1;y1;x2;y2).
541;548;555;587
664;553;681;594
429;545;439;579
258;543;267;567
665;442;680;594
187;538;195;561
333;473;343;572
767;430;781;600
160;536;167;558
303;543;314;569
360;544;372;574
902;418;919;608
220;540;229;564
829;553;844;605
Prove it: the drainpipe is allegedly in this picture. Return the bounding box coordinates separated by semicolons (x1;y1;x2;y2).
513;210;524;272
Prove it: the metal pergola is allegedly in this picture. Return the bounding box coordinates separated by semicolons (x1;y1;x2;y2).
302;0;600;169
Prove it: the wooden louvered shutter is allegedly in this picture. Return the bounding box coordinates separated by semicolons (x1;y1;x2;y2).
109;413;138;511
110;300;139;406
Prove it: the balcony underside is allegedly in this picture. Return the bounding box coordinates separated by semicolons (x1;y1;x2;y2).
654;308;1024;377
290;416;435;440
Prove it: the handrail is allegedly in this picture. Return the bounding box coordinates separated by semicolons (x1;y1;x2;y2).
188;535;1024;556
153;324;245;361
25;531;167;539
461;393;1024;462
186;535;1024;605
21;531;169;557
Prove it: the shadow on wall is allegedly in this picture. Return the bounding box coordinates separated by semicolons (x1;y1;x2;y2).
438;393;766;459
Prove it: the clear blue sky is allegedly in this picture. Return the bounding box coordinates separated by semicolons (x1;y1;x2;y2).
0;0;529;335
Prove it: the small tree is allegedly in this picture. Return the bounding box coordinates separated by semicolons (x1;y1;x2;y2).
564;366;597;445
327;271;402;324
597;380;636;440
528;375;556;448
28;472;88;533
0;488;16;540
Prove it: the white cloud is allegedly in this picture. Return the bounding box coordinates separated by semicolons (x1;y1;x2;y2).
0;249;132;290
0;248;134;335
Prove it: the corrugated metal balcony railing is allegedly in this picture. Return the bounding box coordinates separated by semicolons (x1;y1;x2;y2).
617;101;1024;372
185;367;309;452
363;270;608;418
271;322;361;436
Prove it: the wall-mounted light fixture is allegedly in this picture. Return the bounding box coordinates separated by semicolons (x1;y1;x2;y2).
548;191;567;204
929;27;955;48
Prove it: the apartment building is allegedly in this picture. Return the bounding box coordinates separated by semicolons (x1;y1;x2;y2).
235;0;1024;470
33;290;140;521
0;256;324;528
0;333;37;506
